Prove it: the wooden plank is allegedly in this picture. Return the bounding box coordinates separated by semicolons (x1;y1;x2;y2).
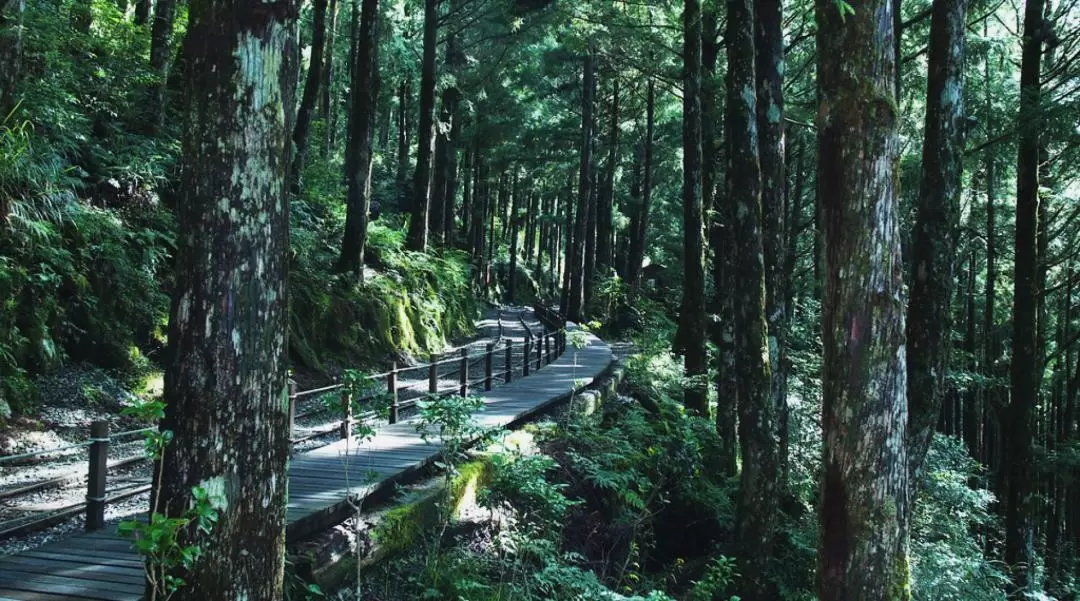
0;587;90;601
17;551;141;567
0;557;141;585
0;572;142;600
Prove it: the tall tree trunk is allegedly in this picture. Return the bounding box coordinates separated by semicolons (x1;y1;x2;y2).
0;0;24;121
756;0;786;490
560;175;575;316
701;6;720;219
1005;0;1046;591
964;237;981;459
680;0;708;416
147;0;177;131
727;0;776;594
568;51;594;321
712;75;739;479
460;147;473;246
290;0;329;193
133;0;149;24
396;79;410;210
160;1;294;597
430;100;449;246
320;0;338;156
627;80;654;294
508;172;521;302
905;0;967;482
982;31;998;472
526;189;538;270
336;0;379;275
780;136;806;485
405;0;437;251
816;0;910;596
596;78;618;276
584;176;597;310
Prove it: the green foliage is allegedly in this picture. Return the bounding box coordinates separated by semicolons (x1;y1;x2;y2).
480;452;580;537
687;555;740;601
910;436;1009;601
118;400;218;600
289;204;479;371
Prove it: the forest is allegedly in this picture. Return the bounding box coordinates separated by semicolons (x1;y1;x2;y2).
0;0;1079;597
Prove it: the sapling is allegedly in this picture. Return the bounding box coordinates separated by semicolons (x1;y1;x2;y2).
117;400;219;601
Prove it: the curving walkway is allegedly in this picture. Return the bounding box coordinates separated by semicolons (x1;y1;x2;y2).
0;321;613;600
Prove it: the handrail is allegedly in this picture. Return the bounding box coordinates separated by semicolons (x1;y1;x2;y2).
0;306;567;540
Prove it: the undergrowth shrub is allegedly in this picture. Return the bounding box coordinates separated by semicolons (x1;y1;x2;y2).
911;435;1008;601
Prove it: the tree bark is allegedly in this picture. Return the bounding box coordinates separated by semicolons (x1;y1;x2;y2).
405;0;438;251
727;0;776;594
336;0;379;275
134;0;150;25
780;136;806;485
508;171;521;302
160;1;294;597
596;78;618;276
756;0;786;465
816;0;910;596
320;0;338;156
627;79;654;294
568;51;594;321
905;0;967;483
289;0;328;194
679;0;708;417
396;79;410;210
1005;0;1045;591
0;0;24;120
147;0;178;131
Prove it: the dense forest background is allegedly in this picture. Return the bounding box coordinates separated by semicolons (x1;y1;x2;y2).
1;0;1080;598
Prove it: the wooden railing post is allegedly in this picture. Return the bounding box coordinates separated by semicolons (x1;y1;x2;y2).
86;420;109;531
459;347;469;397
288;380;297;440
388;363;399;424
340;388;352;440
484;343;494;391
429;354;439;395
523;335;531;377
536;329;543;370
505;341;513;383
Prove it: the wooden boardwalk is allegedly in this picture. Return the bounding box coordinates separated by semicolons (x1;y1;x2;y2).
0;324;613;600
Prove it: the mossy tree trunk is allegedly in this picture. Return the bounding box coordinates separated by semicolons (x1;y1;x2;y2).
159;0;295;597
336;0;380;275
816;0;910;596
290;0;328;193
406;0;437;252
756;0;787;471
727;0;777;594
906;0;966;483
1005;0;1046;592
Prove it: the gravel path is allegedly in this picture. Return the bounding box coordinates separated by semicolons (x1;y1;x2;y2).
0;305;548;557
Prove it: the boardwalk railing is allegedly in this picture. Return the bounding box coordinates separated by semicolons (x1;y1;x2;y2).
0;306;568;539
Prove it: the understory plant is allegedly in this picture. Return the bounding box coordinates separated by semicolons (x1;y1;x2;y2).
117;400;218;601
